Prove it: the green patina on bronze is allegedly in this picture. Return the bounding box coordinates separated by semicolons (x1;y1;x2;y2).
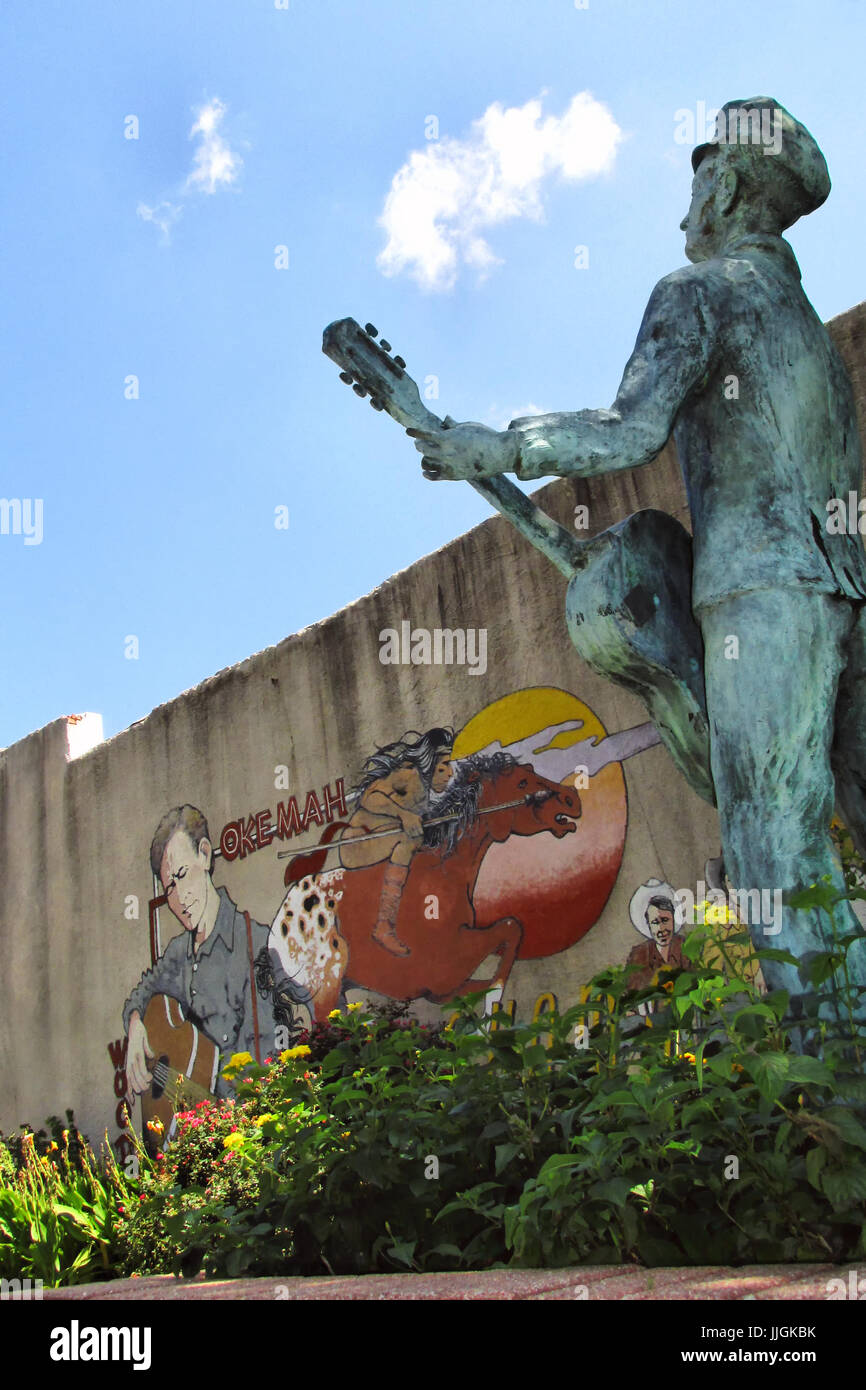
413;97;866;1032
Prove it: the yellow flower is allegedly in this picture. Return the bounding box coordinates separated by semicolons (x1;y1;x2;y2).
347;1002;362;1012
223;1133;245;1151
662;981;675;994
731;1062;744;1074
644;1017;653;1028
328;1009;342;1020
146;1117;165;1136
254;1113;277;1127
280;1045;312;1062
682;1051;696;1064
227;1052;253;1069
341;1131;351;1139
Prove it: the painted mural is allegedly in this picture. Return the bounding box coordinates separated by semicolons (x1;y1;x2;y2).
110;685;759;1153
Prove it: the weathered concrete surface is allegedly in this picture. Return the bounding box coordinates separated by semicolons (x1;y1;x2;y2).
42;1263;847;1301
1;301;864;1149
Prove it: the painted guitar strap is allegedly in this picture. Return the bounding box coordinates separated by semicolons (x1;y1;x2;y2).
244;910;262;1065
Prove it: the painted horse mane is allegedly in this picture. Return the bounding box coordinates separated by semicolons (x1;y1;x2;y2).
424;751;517;857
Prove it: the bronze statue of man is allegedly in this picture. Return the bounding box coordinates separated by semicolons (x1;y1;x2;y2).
412;97;866;1030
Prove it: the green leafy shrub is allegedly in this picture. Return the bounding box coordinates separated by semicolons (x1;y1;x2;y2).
0;1123;132;1286
117;899;866;1278
9;869;866;1283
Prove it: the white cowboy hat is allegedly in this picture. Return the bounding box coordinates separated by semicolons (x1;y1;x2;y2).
629;878;685;936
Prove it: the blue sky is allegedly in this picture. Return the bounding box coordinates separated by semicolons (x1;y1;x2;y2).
2;0;864;747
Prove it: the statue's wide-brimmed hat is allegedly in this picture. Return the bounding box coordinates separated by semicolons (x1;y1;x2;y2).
629;878;685;936
692;97;830;223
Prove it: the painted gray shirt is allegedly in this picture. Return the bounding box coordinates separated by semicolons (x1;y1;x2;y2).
122;887;291;1098
515;234;866;613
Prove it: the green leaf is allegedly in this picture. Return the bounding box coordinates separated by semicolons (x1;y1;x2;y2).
801;952;843;987
822;1107;866;1152
588;1177;636;1208
385;1238;417;1268
754;947;800;966
494;1143;523;1175
784;1056;834;1086
732;1004;780;1028
821;1166;866;1208
537;1153;583;1178
479;1121;509;1141
743;1051;789;1102
805;1146;827;1192
788;880;841;913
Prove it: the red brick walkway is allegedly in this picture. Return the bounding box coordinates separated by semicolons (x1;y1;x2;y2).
44;1263;850;1300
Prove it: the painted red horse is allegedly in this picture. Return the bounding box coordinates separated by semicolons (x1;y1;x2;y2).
270;755;580;1015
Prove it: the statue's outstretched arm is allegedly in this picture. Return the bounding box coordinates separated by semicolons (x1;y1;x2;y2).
413;271;714;485
513;272;715;480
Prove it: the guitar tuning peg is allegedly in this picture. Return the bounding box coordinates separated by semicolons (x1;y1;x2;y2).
380;339;391;352
353;384;368;397
370;398;384;411
364;323;378;338
393;356;406;369
339;371;353;384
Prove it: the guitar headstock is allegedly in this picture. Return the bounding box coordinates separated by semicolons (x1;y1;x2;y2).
322;318;441;434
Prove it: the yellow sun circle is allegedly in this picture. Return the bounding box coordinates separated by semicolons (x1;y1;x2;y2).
453;687;608;773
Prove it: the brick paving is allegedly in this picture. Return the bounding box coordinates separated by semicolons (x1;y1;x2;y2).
43;1263;849;1301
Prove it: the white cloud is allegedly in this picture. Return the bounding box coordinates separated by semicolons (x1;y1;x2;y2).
378;92;623;292
185;98;242;194
136;200;182;243
138;97;242;243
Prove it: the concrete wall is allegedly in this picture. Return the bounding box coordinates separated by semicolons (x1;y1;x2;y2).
2;299;865;1154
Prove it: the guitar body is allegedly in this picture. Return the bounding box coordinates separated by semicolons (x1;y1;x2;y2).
564;509;714;806
140;994;220;1154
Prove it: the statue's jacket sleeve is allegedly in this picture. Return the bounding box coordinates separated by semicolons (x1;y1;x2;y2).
516;235;866;613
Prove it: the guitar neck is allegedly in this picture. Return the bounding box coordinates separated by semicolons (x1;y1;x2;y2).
388;394;585;580
469;474;587;580
322;316;585;579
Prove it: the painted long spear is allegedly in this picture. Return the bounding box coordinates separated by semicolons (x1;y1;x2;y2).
274;788;556;859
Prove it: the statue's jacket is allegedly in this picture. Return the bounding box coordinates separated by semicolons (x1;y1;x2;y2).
520;233;866;615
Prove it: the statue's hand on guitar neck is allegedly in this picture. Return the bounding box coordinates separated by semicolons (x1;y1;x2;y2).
410;414;521;482
320;317;528;482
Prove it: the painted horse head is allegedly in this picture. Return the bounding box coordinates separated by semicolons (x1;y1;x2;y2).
423;751;580;857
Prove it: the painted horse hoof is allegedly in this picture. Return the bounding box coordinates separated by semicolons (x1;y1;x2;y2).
372;926;411;957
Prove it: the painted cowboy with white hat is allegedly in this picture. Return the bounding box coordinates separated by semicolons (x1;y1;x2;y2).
625;878;690;992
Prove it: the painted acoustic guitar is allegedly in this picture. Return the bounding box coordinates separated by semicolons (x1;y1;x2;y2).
140;994;220;1154
322;317;715;806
